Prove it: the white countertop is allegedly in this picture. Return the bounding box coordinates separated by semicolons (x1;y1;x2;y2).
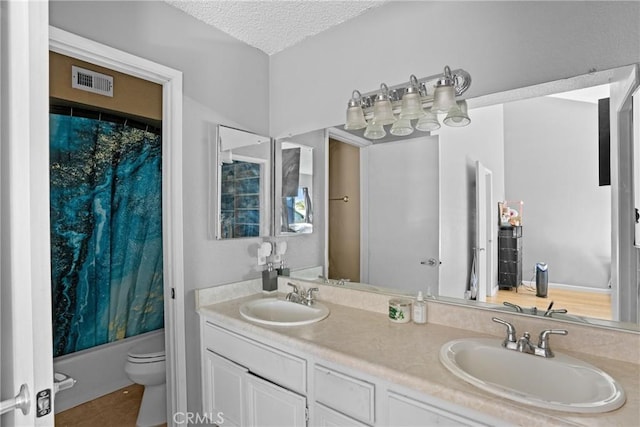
199;291;639;427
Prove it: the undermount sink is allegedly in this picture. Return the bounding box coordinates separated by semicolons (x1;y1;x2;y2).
239;297;330;326
440;338;625;413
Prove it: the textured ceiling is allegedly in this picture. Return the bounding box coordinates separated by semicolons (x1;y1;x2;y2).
165;0;386;55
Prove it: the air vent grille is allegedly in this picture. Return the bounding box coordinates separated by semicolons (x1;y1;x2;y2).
71;66;114;97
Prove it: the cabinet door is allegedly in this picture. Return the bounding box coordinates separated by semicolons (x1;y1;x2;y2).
314;365;375;425
245;373;307;427
313;403;370;427
203;350;247;426
387;391;486;427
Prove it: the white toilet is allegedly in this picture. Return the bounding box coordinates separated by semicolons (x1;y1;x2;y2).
125;332;166;427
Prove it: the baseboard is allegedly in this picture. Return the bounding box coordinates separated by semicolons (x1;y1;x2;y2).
520;281;611;294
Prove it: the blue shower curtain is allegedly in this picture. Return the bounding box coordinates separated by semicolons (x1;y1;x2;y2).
50;113;164;357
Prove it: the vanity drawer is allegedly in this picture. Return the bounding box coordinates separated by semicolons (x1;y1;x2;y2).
314;365;375;425
203;322;306;394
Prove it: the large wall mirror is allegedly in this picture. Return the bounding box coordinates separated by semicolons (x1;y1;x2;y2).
296;65;639;331
211;125;272;239
274;139;314;235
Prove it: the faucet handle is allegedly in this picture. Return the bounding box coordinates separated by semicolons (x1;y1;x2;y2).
537;329;568;358
544;308;568;317
305;287;319;302
492;317;517;345
287;282;300;294
503;301;522;313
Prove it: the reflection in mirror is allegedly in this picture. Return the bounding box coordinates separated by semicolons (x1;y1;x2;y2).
327;135;439;294
316;66;639;331
634;88;640;247
275;141;314;235
213;125;271;239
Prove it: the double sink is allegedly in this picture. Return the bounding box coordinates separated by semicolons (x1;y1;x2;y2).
238;295;626;414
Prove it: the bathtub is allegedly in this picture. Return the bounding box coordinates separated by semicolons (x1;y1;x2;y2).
53;329;164;413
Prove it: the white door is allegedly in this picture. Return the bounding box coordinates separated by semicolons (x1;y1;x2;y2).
610;65;639;323
245;373;306;427
475;161;495;301
365;136;440;294
1;1;54;425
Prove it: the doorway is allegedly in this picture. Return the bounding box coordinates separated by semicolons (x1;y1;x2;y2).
328;138;360;282
327;131;441;294
50;52;164;359
49;27;186;419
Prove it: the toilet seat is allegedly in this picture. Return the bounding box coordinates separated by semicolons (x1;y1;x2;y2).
128;353;165;364
127;333;165;363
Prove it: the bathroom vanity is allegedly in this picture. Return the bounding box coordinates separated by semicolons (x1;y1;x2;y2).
197;279;639;426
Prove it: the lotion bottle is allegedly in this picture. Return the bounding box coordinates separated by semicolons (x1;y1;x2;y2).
413;291;427;324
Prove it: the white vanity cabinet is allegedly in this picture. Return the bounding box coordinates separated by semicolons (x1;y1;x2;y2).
201;321;307;427
200;316;505;427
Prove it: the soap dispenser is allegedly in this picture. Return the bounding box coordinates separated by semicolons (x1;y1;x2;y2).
262;262;278;292
276;259;290;277
413;291;427;324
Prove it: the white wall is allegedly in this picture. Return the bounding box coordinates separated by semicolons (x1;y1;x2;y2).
504;96;610;289
270;1;640;137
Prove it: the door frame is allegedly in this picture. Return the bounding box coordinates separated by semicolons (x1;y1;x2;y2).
48;27;187;421
325;128;370;281
1;1;54;424
475;161;495;301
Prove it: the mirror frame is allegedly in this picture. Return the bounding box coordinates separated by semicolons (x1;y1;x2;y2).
209;124;272;240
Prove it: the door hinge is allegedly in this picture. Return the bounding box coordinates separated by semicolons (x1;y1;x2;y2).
171;288;175;299
305;406;309;423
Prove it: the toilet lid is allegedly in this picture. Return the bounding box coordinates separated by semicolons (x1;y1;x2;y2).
128;334;165;359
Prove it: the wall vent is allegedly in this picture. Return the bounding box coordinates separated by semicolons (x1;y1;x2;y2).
71;66;114;97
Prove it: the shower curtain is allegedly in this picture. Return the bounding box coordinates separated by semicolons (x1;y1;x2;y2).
50;112;164;357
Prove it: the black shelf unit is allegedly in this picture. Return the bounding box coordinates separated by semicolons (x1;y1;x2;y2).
497;226;522;291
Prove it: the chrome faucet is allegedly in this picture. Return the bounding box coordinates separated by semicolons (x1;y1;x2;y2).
503;301;523;313
303;288;319;306
515;332;536;354
492;317;568;358
286;282;319;306
503;301;539;315
544;308;568;317
492;317;517;350
286;282;304;303
542;300;568;317
536;329;568;357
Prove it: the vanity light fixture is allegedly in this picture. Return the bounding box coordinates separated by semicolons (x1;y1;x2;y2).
345;65;472;140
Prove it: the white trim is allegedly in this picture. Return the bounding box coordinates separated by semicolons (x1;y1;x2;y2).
48;27;187;423
328;127;372;148
549;282;612;294
2;1;54;424
520;281;613;295
323;130;330;278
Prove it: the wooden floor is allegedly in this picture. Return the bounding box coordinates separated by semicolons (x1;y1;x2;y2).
486;284;612;320
55;384;147;427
